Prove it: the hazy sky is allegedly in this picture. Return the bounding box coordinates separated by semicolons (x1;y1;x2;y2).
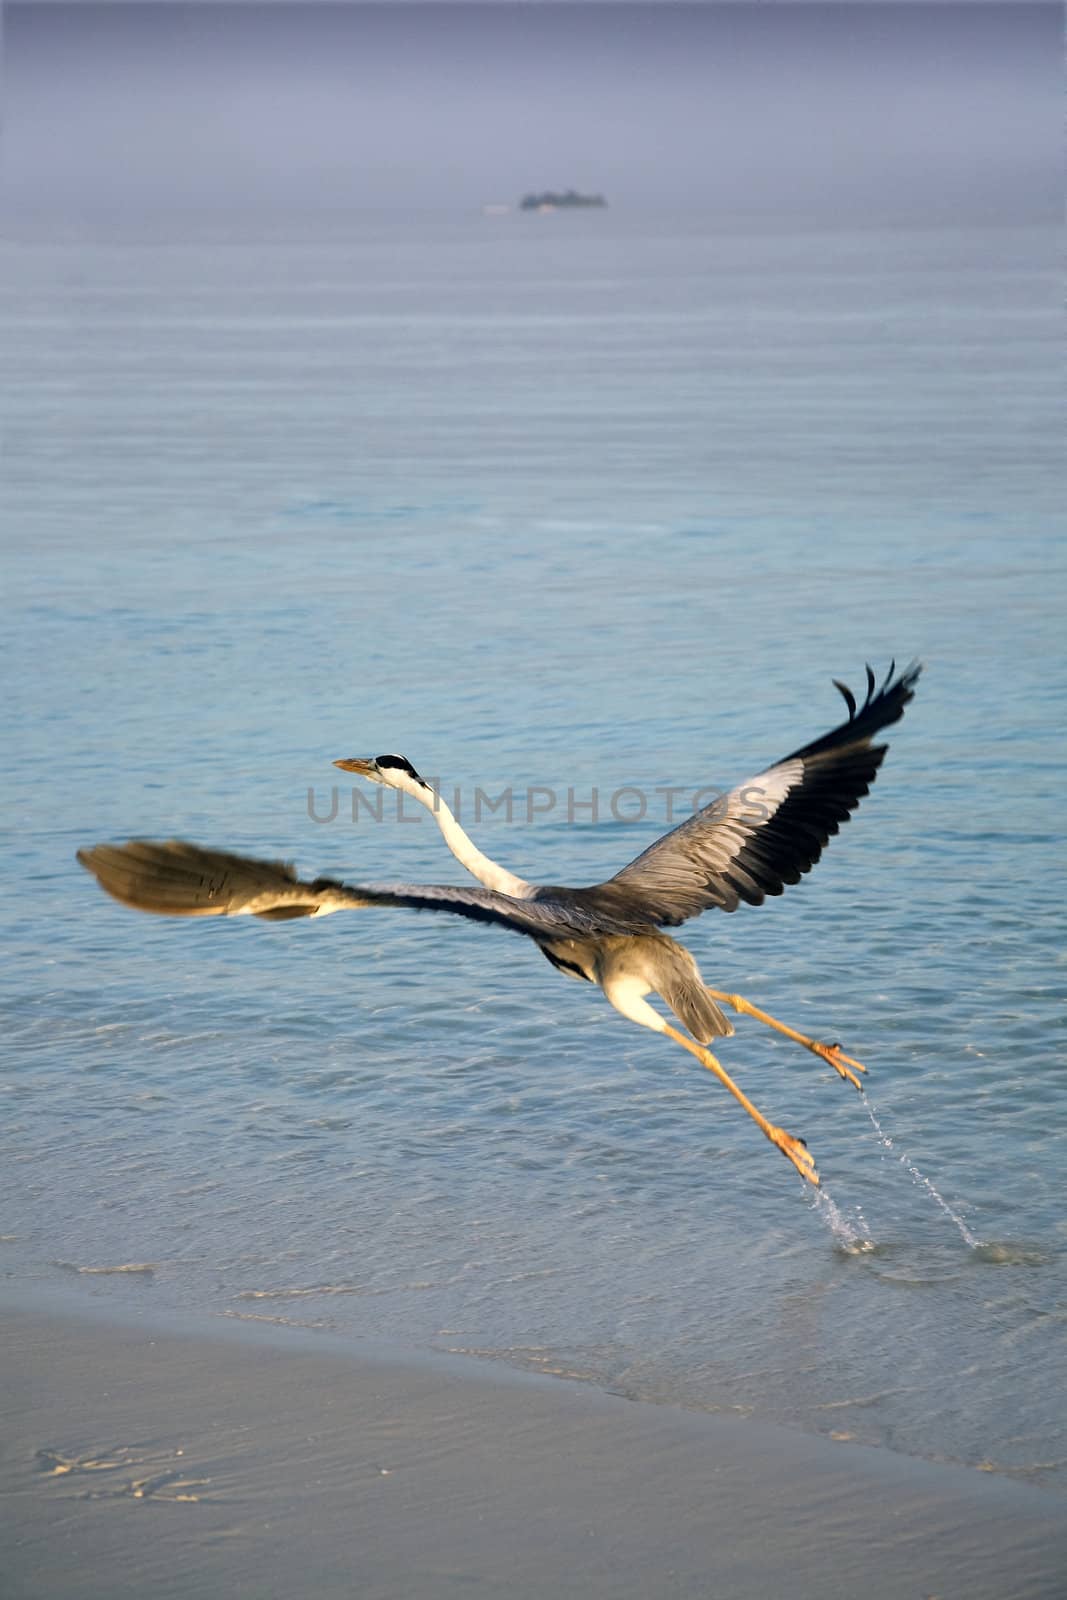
1;3;1059;220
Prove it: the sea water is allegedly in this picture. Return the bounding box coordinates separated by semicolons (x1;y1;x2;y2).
2;208;1064;1489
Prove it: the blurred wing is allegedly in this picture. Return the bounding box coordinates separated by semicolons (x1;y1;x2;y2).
76;840;636;942
582;661;921;928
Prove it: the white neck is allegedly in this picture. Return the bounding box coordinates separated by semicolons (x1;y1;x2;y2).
396;774;532;898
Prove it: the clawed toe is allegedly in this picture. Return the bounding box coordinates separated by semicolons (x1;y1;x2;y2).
769;1125;820;1187
812;1040;867;1091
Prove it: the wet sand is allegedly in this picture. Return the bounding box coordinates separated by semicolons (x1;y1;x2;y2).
2;1285;1064;1600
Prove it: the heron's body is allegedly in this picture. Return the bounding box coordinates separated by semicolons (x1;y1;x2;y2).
78;662;921;1187
542;932;731;1038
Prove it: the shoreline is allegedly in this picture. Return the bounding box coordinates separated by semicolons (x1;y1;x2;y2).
3;1281;1065;1600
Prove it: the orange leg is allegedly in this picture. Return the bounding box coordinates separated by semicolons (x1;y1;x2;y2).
707;991;867;1092
662;1024;819;1187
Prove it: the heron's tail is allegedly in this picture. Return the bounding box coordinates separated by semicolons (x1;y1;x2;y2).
656;975;734;1044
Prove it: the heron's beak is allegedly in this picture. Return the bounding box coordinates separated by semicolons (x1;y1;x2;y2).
333;757;377;777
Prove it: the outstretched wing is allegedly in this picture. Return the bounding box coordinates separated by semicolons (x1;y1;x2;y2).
76;840;638;942
574;661;921;928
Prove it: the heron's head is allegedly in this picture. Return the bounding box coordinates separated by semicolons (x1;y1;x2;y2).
333;753;432;798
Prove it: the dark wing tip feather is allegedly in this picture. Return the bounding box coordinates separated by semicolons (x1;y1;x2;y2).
832;678;857;718
787;659;921;764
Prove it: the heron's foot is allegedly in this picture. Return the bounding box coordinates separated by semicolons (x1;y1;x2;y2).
810;1040;866;1092
768;1125;820;1187
708;993;868;1089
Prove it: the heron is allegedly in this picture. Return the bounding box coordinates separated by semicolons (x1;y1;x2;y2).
78;661;921;1187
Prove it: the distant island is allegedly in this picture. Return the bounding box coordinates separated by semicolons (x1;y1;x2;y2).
519;190;607;212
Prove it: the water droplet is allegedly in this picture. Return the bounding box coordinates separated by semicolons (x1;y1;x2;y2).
864;1098;981;1249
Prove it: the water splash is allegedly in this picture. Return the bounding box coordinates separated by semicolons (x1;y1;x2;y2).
811;1186;877;1254
863;1096;981;1249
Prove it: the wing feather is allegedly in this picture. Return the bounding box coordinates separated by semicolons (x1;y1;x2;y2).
572;660;920;928
76;840;639;942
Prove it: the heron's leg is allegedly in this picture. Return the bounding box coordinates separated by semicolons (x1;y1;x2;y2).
705;990;866;1092
661;1023;819;1187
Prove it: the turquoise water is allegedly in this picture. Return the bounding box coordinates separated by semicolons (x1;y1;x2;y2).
2;211;1064;1488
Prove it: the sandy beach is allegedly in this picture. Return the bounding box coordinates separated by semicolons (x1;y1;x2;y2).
2;1285;1064;1600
